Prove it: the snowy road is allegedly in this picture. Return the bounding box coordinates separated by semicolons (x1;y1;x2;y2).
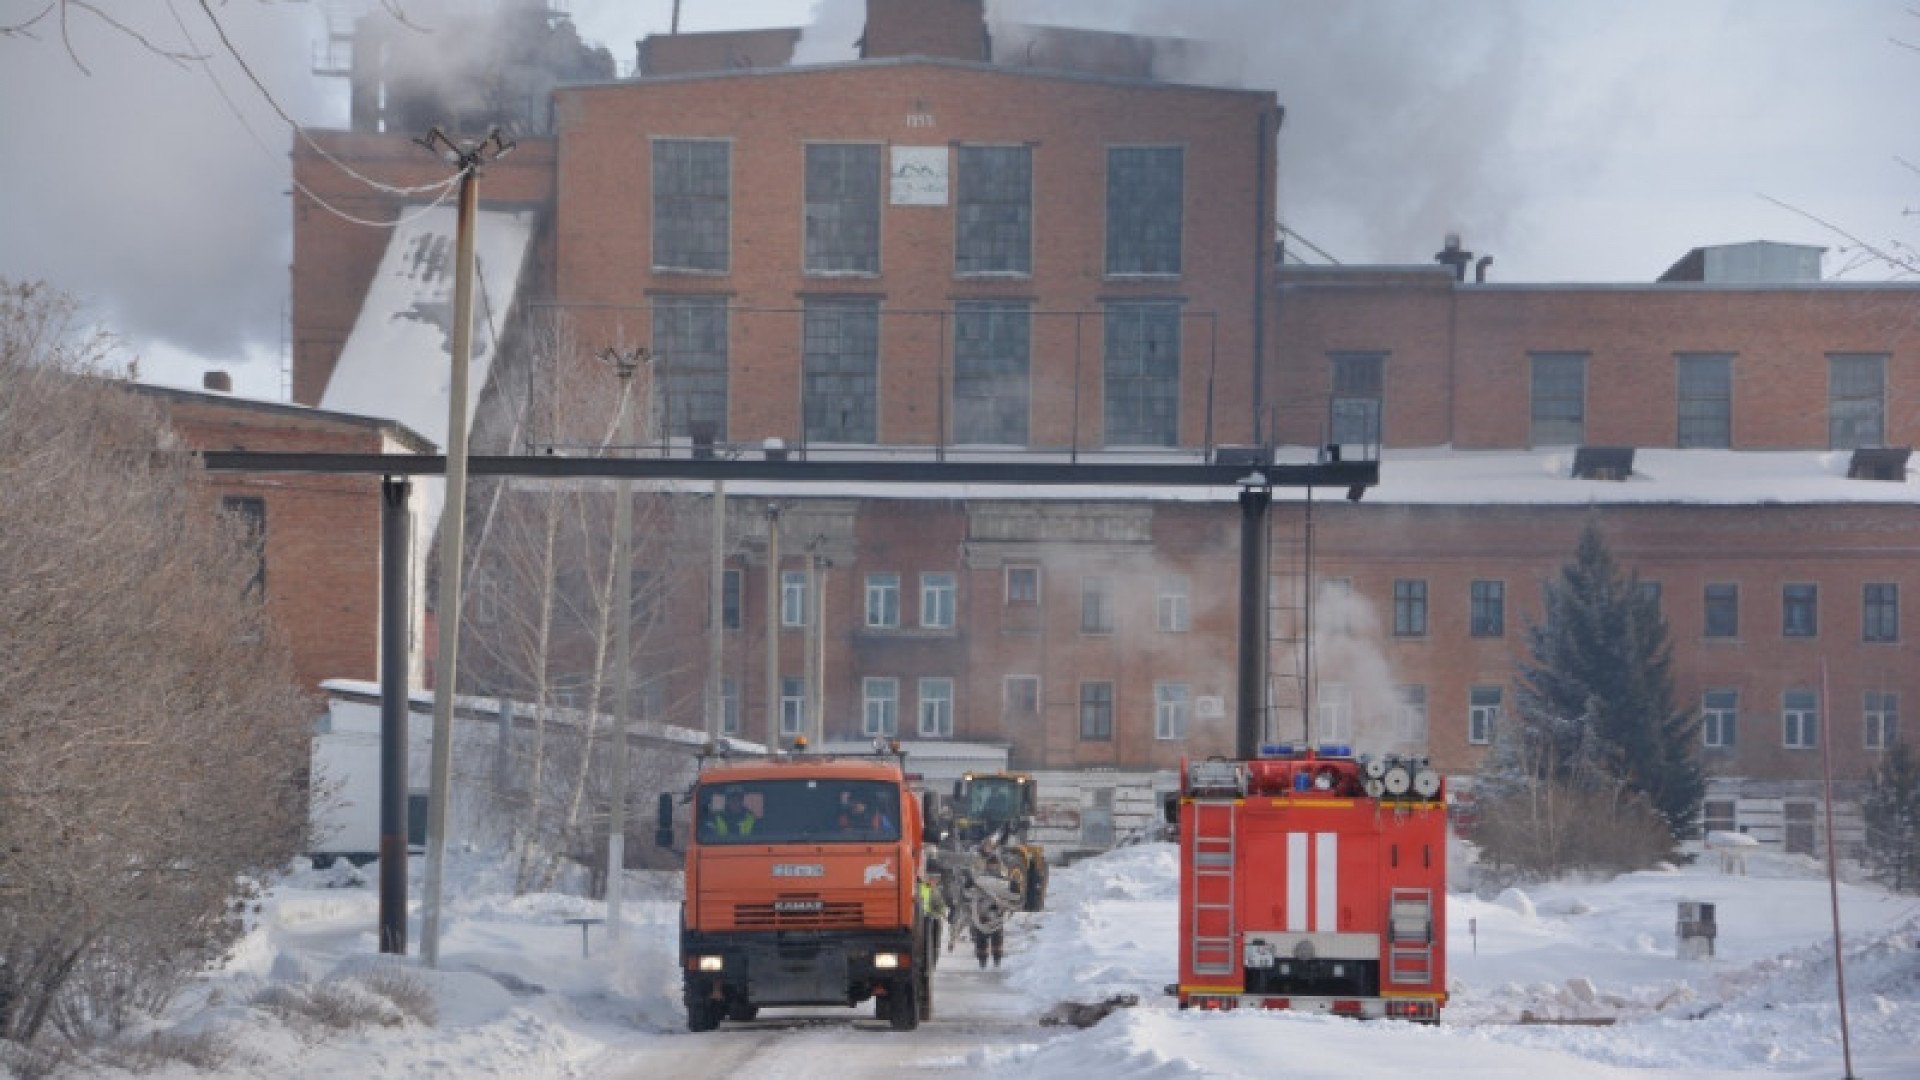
597;961;1038;1078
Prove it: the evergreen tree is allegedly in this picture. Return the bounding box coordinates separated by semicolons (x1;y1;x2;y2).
1512;521;1705;837
1861;742;1920;893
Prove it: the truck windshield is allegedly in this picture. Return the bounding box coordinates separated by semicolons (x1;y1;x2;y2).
695;778;902;846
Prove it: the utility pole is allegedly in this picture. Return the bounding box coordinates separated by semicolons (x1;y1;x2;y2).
765;502;782;742
602;346;645;944
707;480;725;741
417;125;513;969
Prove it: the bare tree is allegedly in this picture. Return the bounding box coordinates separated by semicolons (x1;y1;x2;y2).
0;281;313;1046
457;312;706;894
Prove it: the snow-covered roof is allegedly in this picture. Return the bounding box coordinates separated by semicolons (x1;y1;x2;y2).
319;206;537;450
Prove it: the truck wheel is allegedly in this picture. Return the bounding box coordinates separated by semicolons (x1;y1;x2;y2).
687;999;724;1032
916;962;933;1022
888;979;920;1031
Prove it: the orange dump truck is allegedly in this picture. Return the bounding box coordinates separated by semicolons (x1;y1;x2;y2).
656;747;934;1030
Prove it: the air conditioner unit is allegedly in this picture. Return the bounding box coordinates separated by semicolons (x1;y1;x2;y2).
1195;696;1225;720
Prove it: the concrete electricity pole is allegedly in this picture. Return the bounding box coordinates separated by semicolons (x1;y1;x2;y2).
602;346;645;943
417;125;513;969
707;479;726;741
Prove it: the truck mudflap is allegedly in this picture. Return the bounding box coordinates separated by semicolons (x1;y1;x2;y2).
1173;987;1444;1024
681;927;924;1030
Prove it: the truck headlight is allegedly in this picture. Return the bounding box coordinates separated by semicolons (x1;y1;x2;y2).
872;952;901;970
696;955;725;972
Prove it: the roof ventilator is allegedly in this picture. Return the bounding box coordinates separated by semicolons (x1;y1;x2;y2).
1572;446;1635;481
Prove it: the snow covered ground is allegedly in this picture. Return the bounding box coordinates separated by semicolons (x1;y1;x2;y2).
76;843;1920;1079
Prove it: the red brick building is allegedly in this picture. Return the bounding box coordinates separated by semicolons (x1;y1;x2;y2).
133;383;434;694
284;1;1915;841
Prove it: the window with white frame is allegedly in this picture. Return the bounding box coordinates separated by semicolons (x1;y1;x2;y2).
1530;351;1587;446
1828;352;1886;450
921;572;956;629
863;677;899;737
1006;565;1039;606
918;678;954;738
720;677;741;735
1468;685;1501;745
780;675;806;737
1081;575;1115;634
1155;682;1191;740
1105;146;1183;275
1395;684;1429;746
1865;690;1899;751
1157;576;1191;632
865;572;900;629
652;138;730;273
1783;689;1818;749
1701;688;1737;748
781;570;809;627
804;143;880;273
1316;682;1353;744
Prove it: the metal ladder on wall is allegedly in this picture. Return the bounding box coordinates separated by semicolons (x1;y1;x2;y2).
1187;799;1239;977
1265;489;1315;747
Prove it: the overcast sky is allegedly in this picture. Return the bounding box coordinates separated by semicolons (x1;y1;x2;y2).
1;0;1913;401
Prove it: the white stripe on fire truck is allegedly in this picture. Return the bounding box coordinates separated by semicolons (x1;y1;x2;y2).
1315;831;1338;932
1286;833;1308;931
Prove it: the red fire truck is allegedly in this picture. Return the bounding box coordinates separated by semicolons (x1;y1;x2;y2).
1173;745;1447;1022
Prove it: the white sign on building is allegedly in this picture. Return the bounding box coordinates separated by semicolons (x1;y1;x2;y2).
890;146;949;205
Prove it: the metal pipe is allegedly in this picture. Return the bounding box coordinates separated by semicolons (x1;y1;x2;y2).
1236;484;1272;758
378;476;411;955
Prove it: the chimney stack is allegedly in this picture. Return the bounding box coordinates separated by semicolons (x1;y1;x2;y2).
203;370;233;393
1434;233;1473;281
862;0;989;62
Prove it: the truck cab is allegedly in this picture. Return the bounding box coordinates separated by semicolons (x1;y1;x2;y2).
663;749;934;1030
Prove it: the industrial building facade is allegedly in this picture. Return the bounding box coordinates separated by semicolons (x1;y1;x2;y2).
280;0;1915;833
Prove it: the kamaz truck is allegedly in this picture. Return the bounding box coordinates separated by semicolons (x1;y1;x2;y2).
657;745;934;1030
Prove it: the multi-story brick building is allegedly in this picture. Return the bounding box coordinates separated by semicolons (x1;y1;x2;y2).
285;1;1915;846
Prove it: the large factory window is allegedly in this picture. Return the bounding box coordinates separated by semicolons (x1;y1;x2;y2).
1395;685;1429;746
952;301;1030;444
1103;302;1181;446
651;295;728;441
652;138;730;273
804;142;881;274
1529;351;1587;446
1005;675;1039;723
801;297;879;443
1827;352;1886;450
1676;352;1732;449
1329;351;1384;446
956;145;1031;275
1105;145;1182;276
1316;682;1352;743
